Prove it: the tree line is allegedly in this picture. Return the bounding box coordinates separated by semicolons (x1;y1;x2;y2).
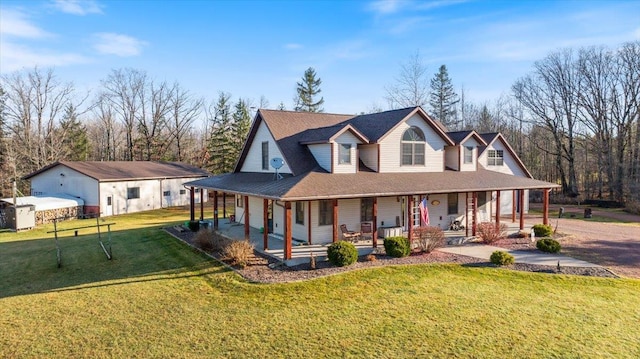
1;41;639;210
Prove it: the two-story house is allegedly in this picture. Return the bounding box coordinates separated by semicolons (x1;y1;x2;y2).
187;107;558;260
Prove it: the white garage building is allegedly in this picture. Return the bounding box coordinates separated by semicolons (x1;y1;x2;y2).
24;161;210;217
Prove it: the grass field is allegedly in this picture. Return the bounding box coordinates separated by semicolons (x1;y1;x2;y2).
1;207;639;358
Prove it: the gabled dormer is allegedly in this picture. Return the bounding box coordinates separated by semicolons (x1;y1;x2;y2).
479;133;532;178
445;130;487;172
300;124;369;174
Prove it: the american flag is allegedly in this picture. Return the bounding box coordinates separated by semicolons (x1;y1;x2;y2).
419;198;429;226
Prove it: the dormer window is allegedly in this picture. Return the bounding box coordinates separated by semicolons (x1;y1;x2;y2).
401;127;425;165
488;150;504;166
464;146;473;164
339;143;351;164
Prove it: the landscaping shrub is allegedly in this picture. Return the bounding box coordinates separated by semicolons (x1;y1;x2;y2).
476;222;508;244
327;241;358;267
188;220;200;232
412;226;445;252
194;230;214;251
532;224;553;237
536;237;561;253
490;251;515;266
223;240;254;267
384;236;410;258
210;232;231;253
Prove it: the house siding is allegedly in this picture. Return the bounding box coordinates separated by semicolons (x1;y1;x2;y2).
308;144;331;172
333;131;361;174
479;140;529;213
241;120;292;174
359;144;378;172
444;146;459;171
378;114;446;173
460;138;480;172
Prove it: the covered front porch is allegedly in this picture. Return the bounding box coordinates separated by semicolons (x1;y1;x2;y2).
188;187;552;263
203;212;535;266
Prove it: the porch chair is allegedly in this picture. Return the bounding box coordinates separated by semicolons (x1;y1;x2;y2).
340;224;361;242
360;222;373;240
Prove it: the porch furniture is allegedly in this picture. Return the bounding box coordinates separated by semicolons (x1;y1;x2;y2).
360;222;373;240
340;224;361;242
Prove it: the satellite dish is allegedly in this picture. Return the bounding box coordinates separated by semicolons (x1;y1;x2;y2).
270;157;284;169
270;157;284;180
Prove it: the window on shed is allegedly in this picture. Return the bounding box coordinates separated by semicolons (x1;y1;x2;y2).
464;146;473;164
262;141;269;170
447;193;458;215
179;189;186;195
236;195;243;208
488;150;504;166
339;143;351;164
401;127;426;165
318;200;333;226
127;187;140;199
163;191;170;196
295;202;304;225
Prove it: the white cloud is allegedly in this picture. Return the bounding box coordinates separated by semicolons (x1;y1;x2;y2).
284;43;303;50
367;0;406;15
52;0;103;15
93;32;146;56
0;40;89;73
0;8;52;39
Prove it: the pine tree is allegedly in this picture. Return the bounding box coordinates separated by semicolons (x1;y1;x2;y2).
59;104;89;161
429;65;459;128
207;92;235;174
294;67;324;112
231;98;251;161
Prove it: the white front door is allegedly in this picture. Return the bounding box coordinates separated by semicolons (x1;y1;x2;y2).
105;196;113;216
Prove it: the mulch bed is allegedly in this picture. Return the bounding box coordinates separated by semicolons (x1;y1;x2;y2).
164;227;618;283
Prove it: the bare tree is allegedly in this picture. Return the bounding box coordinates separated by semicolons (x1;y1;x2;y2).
101;68;146;161
167;83;203;161
385;51;430;109
513;49;581;197
1;67;77;179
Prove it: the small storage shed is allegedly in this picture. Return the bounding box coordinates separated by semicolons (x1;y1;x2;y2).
0;194;85;230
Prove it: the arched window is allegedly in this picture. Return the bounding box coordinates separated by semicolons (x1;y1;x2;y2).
401;127;425;165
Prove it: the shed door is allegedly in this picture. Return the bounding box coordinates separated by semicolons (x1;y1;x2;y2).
106;196;113;216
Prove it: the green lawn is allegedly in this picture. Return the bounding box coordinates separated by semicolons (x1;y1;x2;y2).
1;208;639;358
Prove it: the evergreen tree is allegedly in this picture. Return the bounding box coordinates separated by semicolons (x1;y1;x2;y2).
231;98;251;160
429;65;459;128
58;103;89;161
294;67;324;112
207;92;234;174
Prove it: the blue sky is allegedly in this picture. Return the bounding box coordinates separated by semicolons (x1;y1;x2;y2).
1;0;639;114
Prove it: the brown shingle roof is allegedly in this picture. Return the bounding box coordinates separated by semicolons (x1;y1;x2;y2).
24;161;210;181
235;107;453;175
187;167;558;201
447;130;488;146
